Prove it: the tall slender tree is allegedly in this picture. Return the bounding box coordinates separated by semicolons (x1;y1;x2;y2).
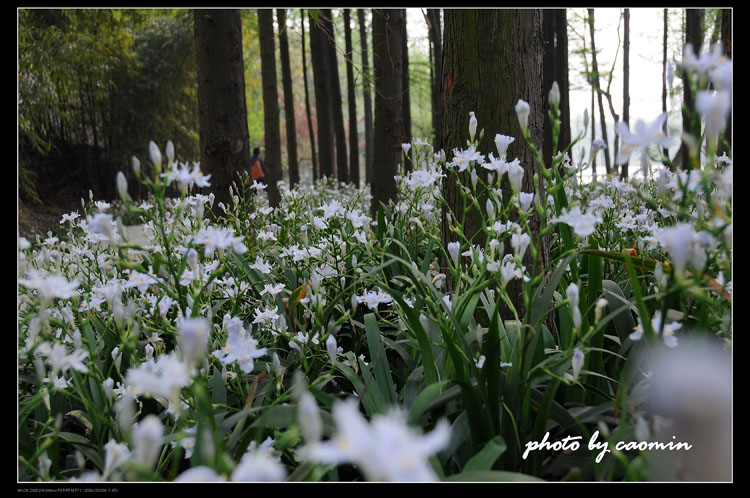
309;10;334;179
542;9;571;171
321;9;348;183
622;8;631;178
661;8;669;166
277;9;299;188
358;9;374;184
371;9;404;216
587;9;611;175
301;11;318;182
343;9;360;186
441;9;547;312
401;12;412;172
194;9;252;207
257;9;282;207
426;9;442;151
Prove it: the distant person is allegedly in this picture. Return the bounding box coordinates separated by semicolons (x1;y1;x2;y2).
250;147;266;185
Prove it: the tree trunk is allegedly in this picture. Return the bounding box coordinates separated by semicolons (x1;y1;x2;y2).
542;9;571;171
720;8;731;156
194;9;252;207
321;9;349;183
358;9;374;184
301;11;319;183
309;11;334;180
371;9;404;217
344;9;360;187
427;9;442;151
661;8;669;167
401;12;412;172
622;8;631;178
680;8;704;170
277;9;299;188
588;9;611;175
441;9;547;317
257;9;282;207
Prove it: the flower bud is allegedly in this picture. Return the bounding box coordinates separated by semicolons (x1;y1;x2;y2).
447;241;460;266
469;112;478;142
572;348;584;382
149;141;162;169
548;81;560;107
326;334;337;365
515;99;530;134
131;156;141;177
297;390;322;443
486;198;496;219
166;140;175;164
116;172;129;202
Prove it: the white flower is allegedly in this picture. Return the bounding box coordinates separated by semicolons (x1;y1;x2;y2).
615;114;675;165
174;466;227;482
131;415;164;470
253;306;280;326
260;283;285;297
469;112;478;142
194;226;247;257
653;223;695;275
356;289;393;310
695;90;731;142
447;241;461;266
18;271;79;303
213;323;267;374
518;192;534;212
566;283;582;330
125;353;192;404
494;134;515;160
506;158;524;192
572;348;584;382
326;334;338;365
510;232;530;260
231;447;287;482
297;390;322;444
177;317;211;366
402;143;412;155
102;439;131;479
449;145;484;172
500;261;523;289
300;398;450;482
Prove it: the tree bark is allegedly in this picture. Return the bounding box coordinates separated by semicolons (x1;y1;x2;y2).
358;9;374;184
426;9;442;151
344;9;360;187
257;9;282;207
194;9;252;207
321;9;349;183
401;12;412;172
542;9;571;172
277;9;299;189
440;9;547;317
309;11;334;180
587;9;611;175
622;8;631;178
680;8;704;170
301;11;318;182
371;9;404;217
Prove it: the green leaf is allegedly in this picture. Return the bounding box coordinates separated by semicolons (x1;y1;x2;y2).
444;470;544;482
601;280;637;345
364;313;398;406
463;435;507;472
406;380;455;425
211;364;227;406
530;253;577;328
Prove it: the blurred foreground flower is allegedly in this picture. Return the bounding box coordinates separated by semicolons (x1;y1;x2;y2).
300;398;450;482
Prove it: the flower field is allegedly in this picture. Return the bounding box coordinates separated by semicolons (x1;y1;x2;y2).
17;52;732;483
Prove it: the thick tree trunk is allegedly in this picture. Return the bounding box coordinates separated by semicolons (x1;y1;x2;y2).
358;9;374;184
301;11;319;182
257;9;282;207
441;9;547;317
401;13;412;172
371;9;404;217
321;9;349;183
194;9;252;207
542;9;571;171
680;8;704;170
277;9;299;188
309;11;334;180
344;9;360;187
427;9;442;151
588;9;611;175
